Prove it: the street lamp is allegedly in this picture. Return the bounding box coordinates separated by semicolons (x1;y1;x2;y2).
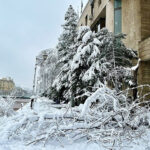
33;52;48;95
43;52;48;61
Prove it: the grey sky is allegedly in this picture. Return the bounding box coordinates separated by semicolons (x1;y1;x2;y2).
0;0;88;89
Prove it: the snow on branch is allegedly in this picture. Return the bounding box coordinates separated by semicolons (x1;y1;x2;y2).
1;86;150;149
0;96;15;117
131;58;141;71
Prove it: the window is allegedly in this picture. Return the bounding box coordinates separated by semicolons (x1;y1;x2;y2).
89;0;94;16
91;3;94;16
100;18;105;29
85;15;88;26
92;18;105;33
114;0;122;34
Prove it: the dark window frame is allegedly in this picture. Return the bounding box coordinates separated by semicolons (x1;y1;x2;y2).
85;15;88;26
90;0;95;17
91;3;94;16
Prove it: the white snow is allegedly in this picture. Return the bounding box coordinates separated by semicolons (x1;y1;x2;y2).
82;31;93;43
77;26;90;41
129;80;134;86
131;58;141;71
0;141;104;150
93;38;101;45
0;97;15;117
0;97;150;150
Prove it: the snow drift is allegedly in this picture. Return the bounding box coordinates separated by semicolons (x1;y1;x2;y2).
0;86;150;149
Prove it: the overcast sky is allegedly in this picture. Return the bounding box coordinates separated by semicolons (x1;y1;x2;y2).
0;0;88;89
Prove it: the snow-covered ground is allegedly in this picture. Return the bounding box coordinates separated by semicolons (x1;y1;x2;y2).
0;98;103;150
0;97;150;150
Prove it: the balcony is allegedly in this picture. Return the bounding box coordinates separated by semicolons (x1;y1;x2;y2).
139;37;150;61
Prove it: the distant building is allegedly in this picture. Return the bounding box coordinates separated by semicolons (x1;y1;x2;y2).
0;78;15;96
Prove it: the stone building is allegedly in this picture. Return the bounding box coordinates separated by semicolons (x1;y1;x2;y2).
0;78;15;96
78;0;150;98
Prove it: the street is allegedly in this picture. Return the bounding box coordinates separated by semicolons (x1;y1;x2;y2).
13;98;31;111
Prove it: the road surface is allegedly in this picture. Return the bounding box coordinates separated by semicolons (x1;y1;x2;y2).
14;99;31;111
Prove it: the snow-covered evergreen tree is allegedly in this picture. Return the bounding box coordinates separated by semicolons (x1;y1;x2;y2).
50;25;136;105
50;5;78;103
68;27;136;105
95;29;137;91
57;5;78;64
68;26;102;104
11;87;32;97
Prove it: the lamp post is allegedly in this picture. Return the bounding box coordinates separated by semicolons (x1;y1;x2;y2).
33;52;48;95
43;52;48;61
33;57;38;94
42;53;48;93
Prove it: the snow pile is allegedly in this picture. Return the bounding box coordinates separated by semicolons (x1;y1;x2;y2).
0;98;67;147
50;5;78;103
0;96;15;117
0;87;150;149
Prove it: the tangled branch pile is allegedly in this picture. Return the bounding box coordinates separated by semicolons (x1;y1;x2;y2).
1;86;150;149
0;97;15;117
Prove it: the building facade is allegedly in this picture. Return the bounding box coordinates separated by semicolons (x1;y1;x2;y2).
78;0;150;97
0;78;15;96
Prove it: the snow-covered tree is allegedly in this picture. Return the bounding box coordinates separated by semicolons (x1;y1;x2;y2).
56;27;136;105
50;5;78;103
68;26;103;105
11;87;32;98
50;23;136;105
95;29;137;91
57;5;78;64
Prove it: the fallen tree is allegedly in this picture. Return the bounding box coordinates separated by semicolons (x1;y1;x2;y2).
1;85;150;149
